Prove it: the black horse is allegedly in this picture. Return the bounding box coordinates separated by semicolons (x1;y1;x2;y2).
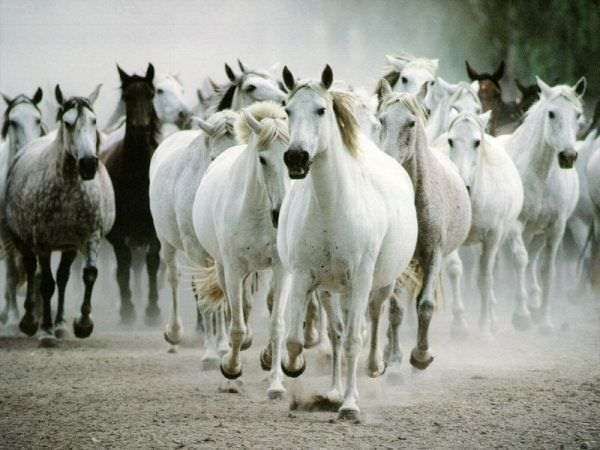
101;63;162;325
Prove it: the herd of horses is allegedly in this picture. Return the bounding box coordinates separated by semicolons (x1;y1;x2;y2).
1;53;599;421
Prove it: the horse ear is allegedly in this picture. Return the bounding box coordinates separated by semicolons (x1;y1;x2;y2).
197;88;206;103
282;66;296;92
225;64;237;83
385;55;407;71
465;61;479;81
117;64;130;85
573;76;587;98
536;76;553;99
192;116;215;135
492;61;505;82
32;87;43;105
1;92;12;105
145;63;155;82
88;83;102;106
383;71;400;89
376;78;393;103
55;84;64;106
237;59;247;73
243;110;263;135
478;111;492;130
439;78;459;94
321;65;333;90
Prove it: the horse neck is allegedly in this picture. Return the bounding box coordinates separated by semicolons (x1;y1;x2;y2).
237;144;268;212
308;120;355;215
426;99;448;141
124;120;158;162
403;124;433;194
511;111;555;182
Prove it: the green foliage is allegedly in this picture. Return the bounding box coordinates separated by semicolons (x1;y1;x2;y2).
470;0;600;98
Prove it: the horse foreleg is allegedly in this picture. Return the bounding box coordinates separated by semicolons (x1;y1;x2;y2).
537;227;564;333
263;262;288;400
162;242;182;351
220;267;247;379
385;285;404;367
144;239;161;326
507;224;531;331
338;269;374;421
310;291;341;401
240;274;254;351
446;251;467;339
282;273;313;378
18;251;38;337
3;250;20;330
73;240;98;339
38;253;57;347
55;250;77;339
525;234;545;311
478;233;501;335
367;283;394;378
110;238;134;324
410;251;442;371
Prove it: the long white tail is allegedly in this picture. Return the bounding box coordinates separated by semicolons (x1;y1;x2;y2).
192;263;225;313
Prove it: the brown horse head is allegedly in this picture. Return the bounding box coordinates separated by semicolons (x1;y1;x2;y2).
116;63;157;129
465;61;505;112
516;79;541;113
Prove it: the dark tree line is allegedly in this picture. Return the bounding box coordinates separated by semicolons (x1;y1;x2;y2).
468;0;600;100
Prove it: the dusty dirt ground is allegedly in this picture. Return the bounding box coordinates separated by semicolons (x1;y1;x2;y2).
1;277;600;449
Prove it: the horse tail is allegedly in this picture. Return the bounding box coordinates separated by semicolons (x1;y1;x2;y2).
192;263;225;313
396;259;444;310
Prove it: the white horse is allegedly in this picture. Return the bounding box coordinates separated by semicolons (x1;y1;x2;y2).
149;110;238;354
443;112;531;332
496;77;585;332
586;135;600;293
0;89;46;329
192;102;290;399
377;85;471;361
425;80;482;142
277;66;418;420
382;53;438;96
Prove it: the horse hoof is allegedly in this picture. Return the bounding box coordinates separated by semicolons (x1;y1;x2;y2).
241;334;253;351
19;317;39;337
163;327;182;346
367;361;387;378
260;348;272;371
54;324;68;340
144;306;161;327
512;313;532;332
410;349;434;371
119;308;136;326
281;357;306;378
73;317;94;339
39;333;59;348
220;363;242;380
337;408;361;423
267;389;285;400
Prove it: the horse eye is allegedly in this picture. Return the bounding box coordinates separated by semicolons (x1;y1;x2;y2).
281;100;286;107
548;111;555;119
316;107;325;116
8;120;17;128
401;76;408;84
430;80;436;86
35;118;41;125
407;120;415;128
448;138;454;147
91;118;97;125
157;88;164;95
474;139;481;148
259;156;267;166
246;84;256;92
379;117;386;127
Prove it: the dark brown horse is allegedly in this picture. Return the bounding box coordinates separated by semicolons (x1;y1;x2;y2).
101;63;161;325
515;79;541;114
466;60;521;135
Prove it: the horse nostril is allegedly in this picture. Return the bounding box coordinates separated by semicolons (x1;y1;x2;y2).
178;111;186;119
78;156;98;180
284;149;308;167
271;210;280;228
466;186;471;195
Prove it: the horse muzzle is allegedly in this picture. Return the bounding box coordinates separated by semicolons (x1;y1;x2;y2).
79;156;98;180
558;150;577;169
284;149;310;179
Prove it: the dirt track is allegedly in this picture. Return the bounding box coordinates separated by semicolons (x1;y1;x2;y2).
1;293;600;449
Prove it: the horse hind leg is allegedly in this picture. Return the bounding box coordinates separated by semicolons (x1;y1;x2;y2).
54;250;77;339
18;250;39;337
110;238;135;324
506;225;532;331
162;242;182;351
3;251;21;333
384;286;405;373
410;251;443;371
73;240;99;339
38;253;58;348
144;239;161;326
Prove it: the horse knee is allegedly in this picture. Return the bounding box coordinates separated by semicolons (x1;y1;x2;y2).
417;298;434;320
446;260;463;279
389;298;404;327
83;267;98;287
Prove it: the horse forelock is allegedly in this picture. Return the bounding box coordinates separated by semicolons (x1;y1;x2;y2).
56;97;93;122
288;83;361;157
235;102;288;148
